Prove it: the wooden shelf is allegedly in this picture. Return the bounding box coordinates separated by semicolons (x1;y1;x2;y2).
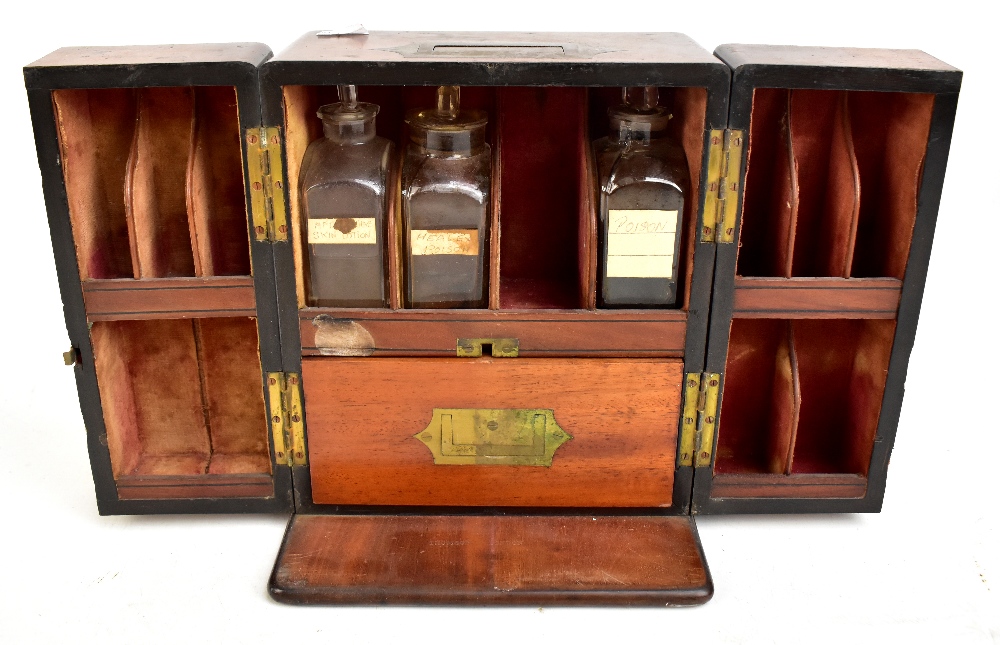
711;473;867;499
298;307;688;357
732;277;901;319
83;276;256;321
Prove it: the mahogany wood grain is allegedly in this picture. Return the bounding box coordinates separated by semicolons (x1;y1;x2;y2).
732;277;901;318
269;514;711;606
302;358;682;507
83;277;256;320
116;473;273;500
299;308;687;356
710;473;866;499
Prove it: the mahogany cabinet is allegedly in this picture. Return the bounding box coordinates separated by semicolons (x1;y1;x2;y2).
24;32;961;605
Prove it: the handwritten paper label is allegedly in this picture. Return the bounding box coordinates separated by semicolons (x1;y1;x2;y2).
308;218;377;244
411;229;479;256
606;209;678;278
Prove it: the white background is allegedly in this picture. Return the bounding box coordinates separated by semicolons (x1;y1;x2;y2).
1;2;996;643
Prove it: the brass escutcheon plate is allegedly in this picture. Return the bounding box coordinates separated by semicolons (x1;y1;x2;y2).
415;408;572;466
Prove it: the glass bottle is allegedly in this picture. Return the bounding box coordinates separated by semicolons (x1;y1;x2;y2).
593;87;690;307
299;85;393;307
401;86;490;308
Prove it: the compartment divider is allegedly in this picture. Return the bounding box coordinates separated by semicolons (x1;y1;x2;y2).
780;93;798;277
125;87;197;278
387;151;404;309
579;88;598;310
185;86;251;278
767;322;801;474
489;86;503;310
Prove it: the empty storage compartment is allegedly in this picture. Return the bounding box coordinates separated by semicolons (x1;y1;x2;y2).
90;317;272;499
282;85;707;312
713;318;895;498
52;86;250;282
736;88;935;279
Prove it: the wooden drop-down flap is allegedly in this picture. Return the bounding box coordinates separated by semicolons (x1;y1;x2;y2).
269;514;712;606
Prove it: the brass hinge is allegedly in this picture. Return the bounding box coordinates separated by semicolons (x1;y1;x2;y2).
246;127;289;243
267;372;307;467
701;129;744;244
678;372;721;468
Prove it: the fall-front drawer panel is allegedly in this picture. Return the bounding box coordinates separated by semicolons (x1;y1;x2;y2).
302;358;682;507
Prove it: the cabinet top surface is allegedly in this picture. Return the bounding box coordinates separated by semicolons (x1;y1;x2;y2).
270;31;721;66
25;42;272;69
716;43;959;73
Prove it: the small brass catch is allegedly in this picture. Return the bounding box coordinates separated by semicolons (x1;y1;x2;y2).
456;338;519;357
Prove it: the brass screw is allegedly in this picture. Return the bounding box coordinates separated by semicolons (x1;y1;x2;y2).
274;180;283;190
288;376;298;385
706;416;715;424
272;415;281;424
703;227;712;236
256;226;266;235
247;134;259;145
269;377;277;385
252;181;262;191
291;414;300;423
709;379;718;387
726;228;734;236
279;225;287;234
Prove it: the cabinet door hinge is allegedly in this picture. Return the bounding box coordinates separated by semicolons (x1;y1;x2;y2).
246;127;289;243
267;372;307;467
701;129;744;245
678;372;721;468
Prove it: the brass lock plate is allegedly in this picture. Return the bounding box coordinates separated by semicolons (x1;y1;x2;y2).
415;408;571;466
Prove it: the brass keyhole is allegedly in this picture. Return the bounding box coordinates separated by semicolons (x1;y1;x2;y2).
487;420;499;431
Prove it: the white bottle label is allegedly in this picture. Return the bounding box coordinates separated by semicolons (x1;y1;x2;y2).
308;218;377;244
606;209;678;278
411;229;480;256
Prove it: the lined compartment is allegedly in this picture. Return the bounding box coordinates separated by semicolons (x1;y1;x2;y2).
714;319;799;474
284;85;706;312
186;86;252;276
735;89;795;277
714;318;894;479
52;89;137;279
737;89;933;280
90;317;270;484
791;319;895;474
849;92;936;278
52;86;250;282
497;87;587;309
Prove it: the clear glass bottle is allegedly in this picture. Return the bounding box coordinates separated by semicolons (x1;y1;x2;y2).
299;85;393;307
593;87;690;307
401;86;490;308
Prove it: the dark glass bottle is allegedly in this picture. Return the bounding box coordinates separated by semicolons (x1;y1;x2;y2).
401;86;490;308
299;85;393;307
593;87;690;307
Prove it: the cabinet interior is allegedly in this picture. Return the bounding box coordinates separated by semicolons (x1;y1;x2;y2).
736;88;935;279
90;317;271;498
282;85;706;312
713;317;895;496
52;86;251;281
